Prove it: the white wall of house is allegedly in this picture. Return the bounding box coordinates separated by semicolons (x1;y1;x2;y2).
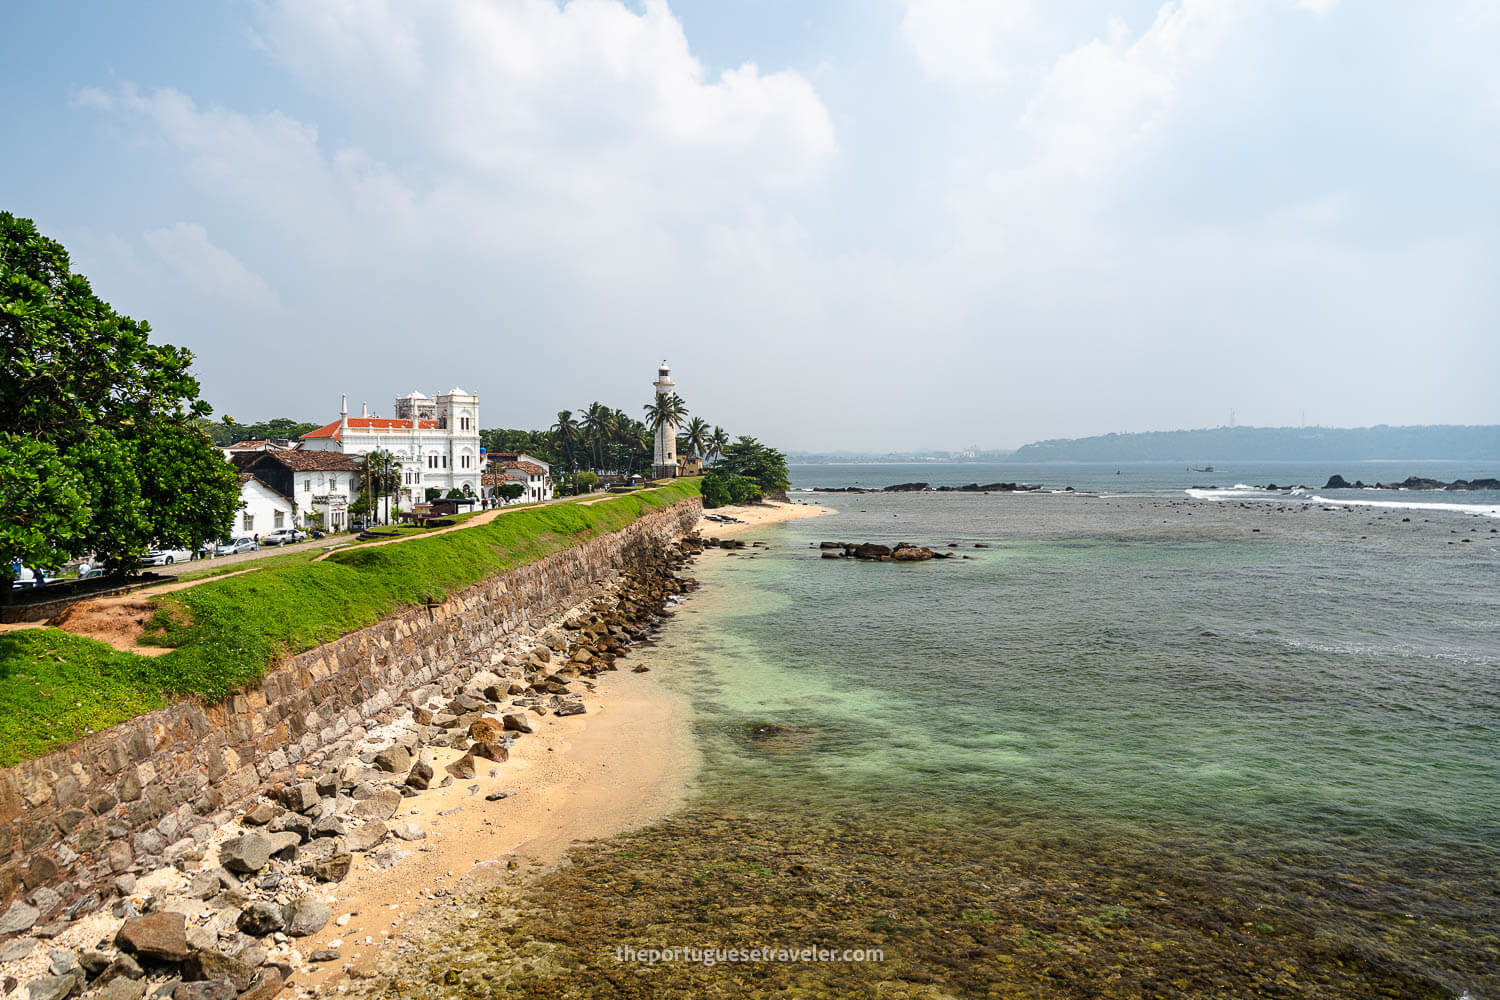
290;469;355;531
236;479;296;539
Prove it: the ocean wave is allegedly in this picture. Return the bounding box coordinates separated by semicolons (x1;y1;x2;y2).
1304;495;1500;519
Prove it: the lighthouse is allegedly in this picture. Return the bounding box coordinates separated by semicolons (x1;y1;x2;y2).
652;360;678;479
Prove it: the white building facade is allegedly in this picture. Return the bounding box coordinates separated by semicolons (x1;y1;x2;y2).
482;453;554;505
234;475;297;538
301;388;482;511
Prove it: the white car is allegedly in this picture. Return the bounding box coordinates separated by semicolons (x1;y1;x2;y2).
141;547;194;566
215;537;258;556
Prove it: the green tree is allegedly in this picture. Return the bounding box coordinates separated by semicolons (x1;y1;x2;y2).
708;426;730;463
574;470;599;494
581;402;613;472
356;450;400;524
494;481;525;502
682;416;710;459
710;437;790;498
550;410;580;471
643;392;688;439
701;470;756;508
1;211;241;592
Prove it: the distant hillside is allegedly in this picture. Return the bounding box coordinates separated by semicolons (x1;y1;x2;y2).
1008;425;1500;463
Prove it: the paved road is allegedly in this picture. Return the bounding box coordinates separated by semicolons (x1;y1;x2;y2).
151;534;360;576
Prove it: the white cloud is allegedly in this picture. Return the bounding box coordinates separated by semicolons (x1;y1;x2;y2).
900;0;1035;87
1018;1;1242;178
142;223;277;309
256;0;836;187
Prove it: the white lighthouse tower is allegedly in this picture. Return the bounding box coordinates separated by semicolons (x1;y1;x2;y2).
652;360;678;479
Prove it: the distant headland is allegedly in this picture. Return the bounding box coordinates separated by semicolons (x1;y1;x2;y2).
792;425;1500;465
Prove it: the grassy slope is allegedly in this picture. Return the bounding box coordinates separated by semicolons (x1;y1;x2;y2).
0;482;699;767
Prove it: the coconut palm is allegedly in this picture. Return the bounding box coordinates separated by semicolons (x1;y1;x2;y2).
356;449;401;524
708;426;730;464
550;410;579;471
643;392;688;436
581;402;612;472
682;416;710;459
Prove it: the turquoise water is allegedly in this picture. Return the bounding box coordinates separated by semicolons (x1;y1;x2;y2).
654;495;1500;995
368;493;1499;998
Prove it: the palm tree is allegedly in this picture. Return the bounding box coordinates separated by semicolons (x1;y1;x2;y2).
357;449;401;524
708;426;730;464
581;402;612;472
643;393;688;436
550;410;579;471
683;416;710;459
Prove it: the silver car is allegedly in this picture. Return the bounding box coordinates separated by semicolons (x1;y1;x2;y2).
215;537;258;556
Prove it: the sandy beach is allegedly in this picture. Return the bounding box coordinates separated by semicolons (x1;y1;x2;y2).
698;498;834;536
290;662;696;996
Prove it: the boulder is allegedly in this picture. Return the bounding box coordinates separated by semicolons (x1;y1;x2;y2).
891;545;934;561
0;900;40;935
283;894;331;937
115;912;190;963
301;853;352;883
556;701;586;717
94;979;147;1000
182;951;255;992
218;834;272;874
405;758;434;790
22;973;79;1000
235;902;285;937
501;714;533;735
238;968;283;1000
471;741;508;763
96;954;143;986
445;753;477;780
264;831;303;858
310;815;346;839
390;823;425;842
240;802;278;827
373;746;412;775
345;822;388;853
349;788;401;821
266;810;310;842
468;717;505;743
279;781;320;813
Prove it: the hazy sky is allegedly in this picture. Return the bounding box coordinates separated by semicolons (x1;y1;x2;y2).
5;1;1498;451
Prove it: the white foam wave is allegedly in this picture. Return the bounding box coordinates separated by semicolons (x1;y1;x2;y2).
1304;495;1500;519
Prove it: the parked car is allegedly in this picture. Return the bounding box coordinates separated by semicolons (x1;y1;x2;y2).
259;528;306;547
9;566;51;589
141;546;194;566
215;537;258;556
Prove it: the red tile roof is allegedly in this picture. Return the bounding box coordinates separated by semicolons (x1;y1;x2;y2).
302;417;440;442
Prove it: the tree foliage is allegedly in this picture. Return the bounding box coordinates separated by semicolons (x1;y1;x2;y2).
710;436;791;497
0;211;241;585
201;417;319;446
701;471;757;508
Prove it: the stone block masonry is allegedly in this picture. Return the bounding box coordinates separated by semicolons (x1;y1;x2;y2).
0;497;701;934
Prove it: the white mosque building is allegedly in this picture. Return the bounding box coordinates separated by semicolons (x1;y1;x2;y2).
301;388;482;510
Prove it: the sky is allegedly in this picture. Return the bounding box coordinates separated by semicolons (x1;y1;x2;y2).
3;0;1498;452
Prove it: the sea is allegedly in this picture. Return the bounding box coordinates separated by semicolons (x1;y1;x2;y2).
366;463;1500;999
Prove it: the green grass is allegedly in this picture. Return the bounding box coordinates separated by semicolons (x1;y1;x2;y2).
0;631;170;767
0;481;699;765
